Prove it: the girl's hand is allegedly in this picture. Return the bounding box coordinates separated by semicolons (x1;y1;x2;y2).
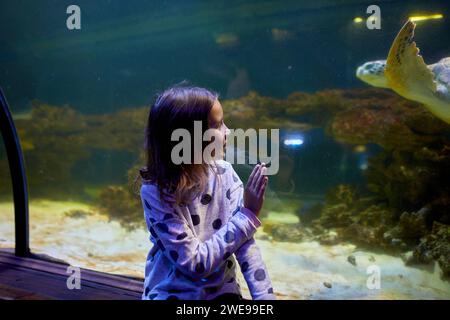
244;163;268;217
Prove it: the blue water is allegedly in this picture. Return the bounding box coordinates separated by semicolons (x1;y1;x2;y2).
1;0;448;113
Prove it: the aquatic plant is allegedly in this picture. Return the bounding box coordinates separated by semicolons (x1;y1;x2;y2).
409;222;450;279
308;87;450;277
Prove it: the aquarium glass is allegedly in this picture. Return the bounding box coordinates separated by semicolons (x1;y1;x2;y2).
0;0;449;299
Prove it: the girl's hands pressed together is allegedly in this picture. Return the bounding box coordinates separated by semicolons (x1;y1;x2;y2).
244;163;268;217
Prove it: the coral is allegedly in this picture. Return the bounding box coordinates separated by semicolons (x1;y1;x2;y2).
364;147;450;211
325;184;358;207
316;203;352;228
316;230;339;245
315;88;450;277
393;208;430;240
221;88;389;132
2;101;147;199
262;221;309;242
409;222;450;279
328;90;450;151
96;185;143;231
309;184;419;252
82;107;146;152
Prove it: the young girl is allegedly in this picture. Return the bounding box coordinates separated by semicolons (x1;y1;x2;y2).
139;85;275;300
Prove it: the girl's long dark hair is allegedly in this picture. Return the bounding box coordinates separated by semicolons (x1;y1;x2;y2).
139;84;219;204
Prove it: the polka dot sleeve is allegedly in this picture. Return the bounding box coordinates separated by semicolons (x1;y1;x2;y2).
141;184;260;280
236;238;276;300
230;169;276;300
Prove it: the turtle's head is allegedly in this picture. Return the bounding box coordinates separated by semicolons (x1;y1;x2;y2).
356;60;390;88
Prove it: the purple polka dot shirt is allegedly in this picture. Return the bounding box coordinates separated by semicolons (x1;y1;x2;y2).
141;160;275;300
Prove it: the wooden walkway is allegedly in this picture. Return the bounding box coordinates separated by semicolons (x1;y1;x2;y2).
0;249;143;300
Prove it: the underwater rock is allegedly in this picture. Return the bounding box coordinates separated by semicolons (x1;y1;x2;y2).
310;184;429;253
97;185;143;230
365;149;450;211
84;107;146;152
390;238;408;250
317;230;339;245
223;91;315;131
318;203;352;228
396;208;430;240
331;107;425;151
400;251;414;264
310;185;400;250
2;101;147;198
311;185;359;229
10;102;91;197
262;221;308;243
223;89;408;132
324;88;450;272
325;184;359;207
226;89;408;132
347;255;357;266
345;223;381;248
411;222;450;278
310;165;449;279
328;90;450;152
64;209;90;219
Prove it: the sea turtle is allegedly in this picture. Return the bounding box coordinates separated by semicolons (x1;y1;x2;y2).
356;20;450;124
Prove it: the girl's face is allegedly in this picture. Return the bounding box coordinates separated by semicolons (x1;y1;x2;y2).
208;99;230;155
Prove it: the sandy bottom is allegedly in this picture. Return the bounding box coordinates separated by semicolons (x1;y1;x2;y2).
0;200;449;300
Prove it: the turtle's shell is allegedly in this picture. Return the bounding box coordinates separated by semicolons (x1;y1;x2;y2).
429;57;450;100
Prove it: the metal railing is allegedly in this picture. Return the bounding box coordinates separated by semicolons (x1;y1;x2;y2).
0;87;30;257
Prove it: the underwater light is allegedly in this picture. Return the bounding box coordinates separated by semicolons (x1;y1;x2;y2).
284;138;304;146
409;14;443;22
353;17;363;23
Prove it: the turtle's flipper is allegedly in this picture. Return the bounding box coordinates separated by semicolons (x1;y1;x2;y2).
385;20;436;98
